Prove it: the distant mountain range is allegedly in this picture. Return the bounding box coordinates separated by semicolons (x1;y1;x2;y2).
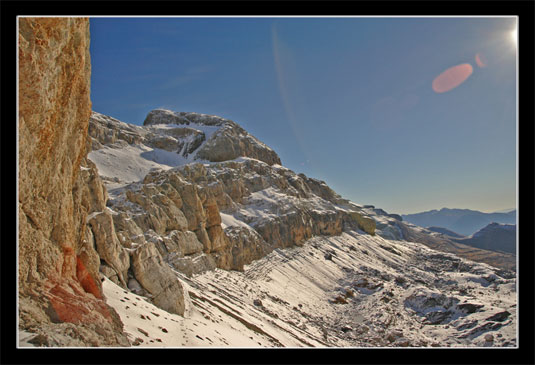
402;208;516;236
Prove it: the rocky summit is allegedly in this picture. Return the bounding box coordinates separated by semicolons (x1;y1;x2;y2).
18;18;517;349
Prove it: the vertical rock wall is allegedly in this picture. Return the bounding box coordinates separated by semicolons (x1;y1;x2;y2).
18;17;129;346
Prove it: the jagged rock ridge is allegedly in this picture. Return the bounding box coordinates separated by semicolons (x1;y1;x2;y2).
143;109;281;165
88;109;280;178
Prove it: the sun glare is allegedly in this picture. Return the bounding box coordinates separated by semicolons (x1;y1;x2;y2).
510;28;517;45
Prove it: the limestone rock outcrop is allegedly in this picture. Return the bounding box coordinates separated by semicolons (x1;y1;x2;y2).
87;109;380;281
88;211;130;287
143;109;228;127
18;17;129;346
88;112;146;151
131;242;186;315
195;122;281;166
100;156;377;277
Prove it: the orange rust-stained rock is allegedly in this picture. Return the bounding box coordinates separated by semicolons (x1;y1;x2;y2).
47;283;113;324
76;256;102;299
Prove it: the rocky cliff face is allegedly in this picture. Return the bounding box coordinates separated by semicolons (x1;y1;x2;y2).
84;110;379;313
18;17;129;346
106;159;377;275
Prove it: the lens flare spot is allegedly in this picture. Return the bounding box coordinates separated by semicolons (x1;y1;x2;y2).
475;53;487;68
432;63;473;93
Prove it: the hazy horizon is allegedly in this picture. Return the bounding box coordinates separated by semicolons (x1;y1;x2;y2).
90;17;517;215
402;206;516;215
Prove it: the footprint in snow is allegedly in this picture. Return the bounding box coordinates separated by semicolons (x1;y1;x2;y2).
137;328;149;337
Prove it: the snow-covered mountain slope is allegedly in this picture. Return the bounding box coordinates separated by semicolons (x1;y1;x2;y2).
88;110;280;189
103;230;516;348
82;109;517;347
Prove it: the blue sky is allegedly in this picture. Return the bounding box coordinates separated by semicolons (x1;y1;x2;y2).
90;17;517;214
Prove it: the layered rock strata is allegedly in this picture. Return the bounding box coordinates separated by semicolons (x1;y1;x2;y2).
99;157;377;282
18;17;129;346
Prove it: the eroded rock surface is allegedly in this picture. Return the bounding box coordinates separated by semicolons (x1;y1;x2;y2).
18;17;129;346
143;109;282;165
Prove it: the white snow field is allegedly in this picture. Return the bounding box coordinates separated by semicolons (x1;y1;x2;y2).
103;230;516;348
